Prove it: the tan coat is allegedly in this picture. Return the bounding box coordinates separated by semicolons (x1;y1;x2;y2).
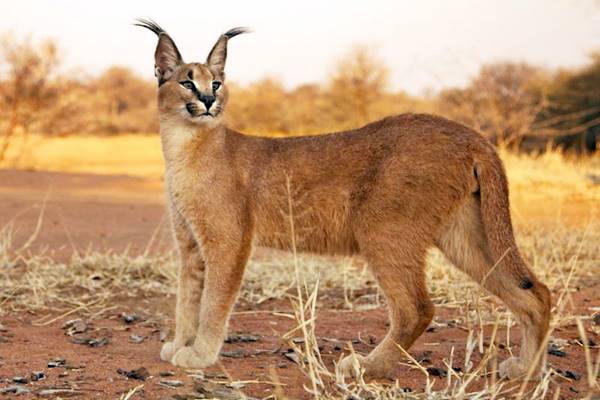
136;19;551;379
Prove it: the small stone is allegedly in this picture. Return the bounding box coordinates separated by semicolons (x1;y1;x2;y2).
159;371;175;377
117;367;150;381
0;386;30;395
426;367;447;377
38;388;83;396
283;351;300;364
62;319;88;335
416;350;432;364
277;362;288;368
160;380;184;387
12;376;29;384
48;358;66;368
159;329;169;342
225;333;260;343
593;313;600;326
30;371;45;381
122;314;140;324
130;334;145;344
72;336;109;347
548;345;567;357
220;349;244;358
194;381;244;400
203;371;228;379
563;370;580;380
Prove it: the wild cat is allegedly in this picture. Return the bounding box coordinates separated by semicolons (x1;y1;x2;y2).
135;19;550;379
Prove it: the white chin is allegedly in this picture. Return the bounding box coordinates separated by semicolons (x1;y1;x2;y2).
191;114;221;126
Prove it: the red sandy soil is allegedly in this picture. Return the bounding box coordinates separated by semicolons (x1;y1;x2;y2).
0;169;598;399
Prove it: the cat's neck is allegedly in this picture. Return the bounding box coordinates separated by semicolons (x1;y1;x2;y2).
159;117;227;166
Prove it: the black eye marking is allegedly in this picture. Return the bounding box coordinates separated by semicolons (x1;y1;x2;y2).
520;278;533;289
187;70;193;80
212;81;221;92
180;81;195;90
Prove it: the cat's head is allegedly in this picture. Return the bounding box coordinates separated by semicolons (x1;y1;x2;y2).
135;19;249;126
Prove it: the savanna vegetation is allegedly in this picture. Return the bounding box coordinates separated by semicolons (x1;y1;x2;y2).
0;33;598;167
1;31;599;400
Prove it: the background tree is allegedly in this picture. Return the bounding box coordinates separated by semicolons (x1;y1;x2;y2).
534;53;600;152
0;34;78;162
322;46;389;130
89;66;158;134
437;62;549;147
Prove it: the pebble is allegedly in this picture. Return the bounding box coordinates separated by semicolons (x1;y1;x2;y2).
0;386;30;395
220;349;245;358
130;334;145;344
547;346;567;357
12;376;29;384
48;358;66;368
160;380;184;387
62;319;88;335
30;372;45;381
38;388;83;396
426;367;447;377
122;314;140;324
283;351;300;364
225;333;260;343
117;367;150;381
72;336;109;347
194;381;244;400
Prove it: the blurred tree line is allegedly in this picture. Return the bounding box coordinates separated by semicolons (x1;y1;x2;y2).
1;34;598;162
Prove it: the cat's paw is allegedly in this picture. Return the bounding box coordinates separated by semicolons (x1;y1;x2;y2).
171;346;218;369
160;341;179;362
499;357;528;380
338;353;391;379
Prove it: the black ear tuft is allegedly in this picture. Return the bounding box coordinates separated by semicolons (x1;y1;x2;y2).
223;27;252;39
134;18;183;86
133;18;166;36
206;27;251;80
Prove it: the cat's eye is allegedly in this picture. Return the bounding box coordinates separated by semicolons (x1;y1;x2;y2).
212;81;221;92
180;81;195;90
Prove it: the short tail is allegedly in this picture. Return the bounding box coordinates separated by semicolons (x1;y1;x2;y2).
474;152;532;286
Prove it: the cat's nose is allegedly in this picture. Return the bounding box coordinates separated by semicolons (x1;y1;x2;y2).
198;94;216;111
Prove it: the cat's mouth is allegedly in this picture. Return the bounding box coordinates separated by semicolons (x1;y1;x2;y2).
186;103;216;119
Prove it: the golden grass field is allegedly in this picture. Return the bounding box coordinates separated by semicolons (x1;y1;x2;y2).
1;133;599;399
4;133;599;220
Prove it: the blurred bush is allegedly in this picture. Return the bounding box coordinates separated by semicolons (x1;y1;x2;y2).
0;33;598;163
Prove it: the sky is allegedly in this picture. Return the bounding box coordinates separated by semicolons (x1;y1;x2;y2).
1;0;600;95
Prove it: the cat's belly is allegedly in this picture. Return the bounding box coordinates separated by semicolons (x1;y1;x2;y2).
252;189;359;255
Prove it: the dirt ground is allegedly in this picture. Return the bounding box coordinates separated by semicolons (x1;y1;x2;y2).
0;169;598;399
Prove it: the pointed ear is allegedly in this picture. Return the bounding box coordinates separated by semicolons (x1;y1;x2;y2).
206;27;251;80
154;34;183;84
134;19;183;85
